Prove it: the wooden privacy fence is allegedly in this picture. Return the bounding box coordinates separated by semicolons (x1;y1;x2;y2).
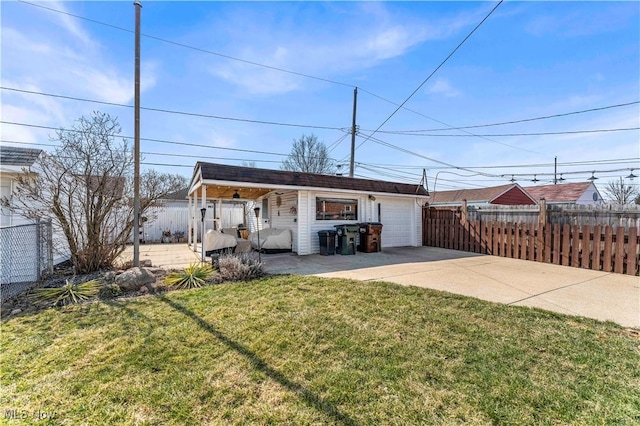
422;208;640;276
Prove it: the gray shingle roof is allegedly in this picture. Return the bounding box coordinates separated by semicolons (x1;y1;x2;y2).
197;162;429;196
0;146;42;166
162;188;189;200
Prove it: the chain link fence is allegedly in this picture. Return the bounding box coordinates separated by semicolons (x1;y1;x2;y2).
0;218;53;301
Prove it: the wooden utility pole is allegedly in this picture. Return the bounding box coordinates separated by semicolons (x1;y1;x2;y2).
349;87;358;178
553;156;557;184
133;1;142;267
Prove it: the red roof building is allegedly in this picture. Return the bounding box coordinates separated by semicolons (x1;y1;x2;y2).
523;182;603;205
429;183;537;206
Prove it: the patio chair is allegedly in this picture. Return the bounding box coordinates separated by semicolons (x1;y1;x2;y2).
204;229;237;256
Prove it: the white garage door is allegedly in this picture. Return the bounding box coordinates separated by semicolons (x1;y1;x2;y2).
380;200;414;247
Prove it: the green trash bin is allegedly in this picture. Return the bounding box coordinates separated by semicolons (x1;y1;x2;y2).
334;224;358;255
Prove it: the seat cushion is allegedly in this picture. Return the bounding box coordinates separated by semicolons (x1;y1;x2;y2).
205;229;237;251
221;227;238;237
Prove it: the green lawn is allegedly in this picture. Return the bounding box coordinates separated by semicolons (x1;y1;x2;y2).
2;276;639;425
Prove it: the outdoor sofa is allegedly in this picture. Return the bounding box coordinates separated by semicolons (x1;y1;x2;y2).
248;228;292;253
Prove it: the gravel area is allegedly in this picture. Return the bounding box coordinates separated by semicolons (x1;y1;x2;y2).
1;265;168;319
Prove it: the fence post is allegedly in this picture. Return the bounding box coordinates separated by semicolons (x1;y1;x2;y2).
461;200;468;252
35;217;41;280
538;198;547;229
537;198;547;262
615;227;625;274
627;227;638;276
47;218;54;274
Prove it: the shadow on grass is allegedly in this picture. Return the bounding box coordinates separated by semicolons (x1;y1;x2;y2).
102;299;156;327
154;293;358;426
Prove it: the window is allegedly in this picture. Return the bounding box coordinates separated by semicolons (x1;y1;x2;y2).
316;197;358;220
262;198;269;219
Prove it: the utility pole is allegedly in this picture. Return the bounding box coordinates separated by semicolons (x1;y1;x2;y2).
133;1;142;267
349;87;358;178
553;156;557;185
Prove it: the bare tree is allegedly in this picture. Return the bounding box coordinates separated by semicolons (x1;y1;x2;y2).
281;134;335;174
603;177;638;205
2;111;186;273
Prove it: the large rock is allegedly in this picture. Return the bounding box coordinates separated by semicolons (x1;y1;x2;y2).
116;267;156;292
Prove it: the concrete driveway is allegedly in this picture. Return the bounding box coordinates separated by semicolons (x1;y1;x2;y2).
263;246;639;328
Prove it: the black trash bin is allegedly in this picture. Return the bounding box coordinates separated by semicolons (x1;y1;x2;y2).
334;224;359;255
358;222;383;253
318;230;337;255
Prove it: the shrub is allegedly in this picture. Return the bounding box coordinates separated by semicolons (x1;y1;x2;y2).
30;279;102;307
218;252;264;282
99;283;122;299
163;263;215;289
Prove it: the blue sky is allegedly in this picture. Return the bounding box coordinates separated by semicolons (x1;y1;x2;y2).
2;1;639;193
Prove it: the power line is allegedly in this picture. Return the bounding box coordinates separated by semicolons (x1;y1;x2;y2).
353;0;504;153
327;132;350;153
18;0;354;89
1;87;344;131
1;120;286;156
361;157;640;170
372;127;640;137
0;140;285;164
359;134;502;178
18;0;633;157
357;88;541;155
375;100;640;132
3;140;633;185
0;121;341;162
18;0;537;156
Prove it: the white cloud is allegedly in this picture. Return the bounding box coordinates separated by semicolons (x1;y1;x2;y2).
2;8;158;110
205;3;487;95
427;78;462;98
41;1;96;48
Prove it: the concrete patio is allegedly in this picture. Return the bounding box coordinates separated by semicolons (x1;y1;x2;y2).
121;243;639;328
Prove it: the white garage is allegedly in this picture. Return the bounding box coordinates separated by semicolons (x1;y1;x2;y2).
379;198;420;248
188;162;430;255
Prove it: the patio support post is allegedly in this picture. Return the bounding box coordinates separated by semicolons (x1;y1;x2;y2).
254;207;261;262
188;195;192;247
200;207;207;264
193;190;198;250
201;184;206;256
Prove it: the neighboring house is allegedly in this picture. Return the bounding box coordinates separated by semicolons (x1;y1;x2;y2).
188;162;430;255
0;146;42;227
428;183;537;207
1;145;70;265
1;146;64;289
523;182;603;205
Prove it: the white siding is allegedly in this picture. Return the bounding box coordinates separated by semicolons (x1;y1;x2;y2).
576;183;603;205
0;177;12;227
269;190;298;252
297;190;311;255
415;200;423;247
